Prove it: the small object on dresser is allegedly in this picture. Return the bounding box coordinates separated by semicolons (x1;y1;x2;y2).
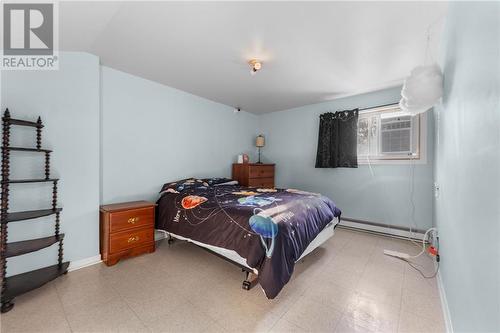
242;153;249;163
100;201;156;266
237;154;243;163
232;163;275;188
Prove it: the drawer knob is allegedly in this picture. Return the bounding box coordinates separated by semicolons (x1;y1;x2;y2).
128;236;139;243
128;217;139;224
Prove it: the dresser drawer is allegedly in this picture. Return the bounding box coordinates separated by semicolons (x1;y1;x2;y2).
109;227;154;254
248;177;274;188
109;207;154;233
248;165;274;178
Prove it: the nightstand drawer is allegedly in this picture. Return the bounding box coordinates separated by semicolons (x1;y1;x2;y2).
109;207;154;233
248;177;274;188
232;163;275;187
109;227;154;254
248;165;274;178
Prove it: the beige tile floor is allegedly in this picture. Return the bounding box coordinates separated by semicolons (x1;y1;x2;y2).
1;228;446;333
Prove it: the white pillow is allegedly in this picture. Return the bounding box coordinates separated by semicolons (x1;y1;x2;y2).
214;180;239;186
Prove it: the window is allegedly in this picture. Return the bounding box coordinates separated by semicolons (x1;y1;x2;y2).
357;104;425;163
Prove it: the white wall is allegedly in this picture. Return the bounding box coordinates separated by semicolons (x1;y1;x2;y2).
259;87;435;230
434;2;500;331
100;66;259;204
1;52;101;276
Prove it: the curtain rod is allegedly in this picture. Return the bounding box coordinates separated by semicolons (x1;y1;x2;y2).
358;102;399;111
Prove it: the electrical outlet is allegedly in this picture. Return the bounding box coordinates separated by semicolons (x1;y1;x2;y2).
434;182;440;199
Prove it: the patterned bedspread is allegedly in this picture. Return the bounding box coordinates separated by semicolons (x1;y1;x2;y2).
155;178;341;298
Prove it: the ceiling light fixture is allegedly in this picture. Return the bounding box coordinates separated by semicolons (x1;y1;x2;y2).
249;59;262;75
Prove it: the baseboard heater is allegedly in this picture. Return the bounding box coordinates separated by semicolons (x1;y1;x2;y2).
339;217;426;241
156;219;427;242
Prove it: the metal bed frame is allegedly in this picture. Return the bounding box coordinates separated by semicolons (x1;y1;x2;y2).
166;217;340;291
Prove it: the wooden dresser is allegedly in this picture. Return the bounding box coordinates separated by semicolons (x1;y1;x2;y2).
232;163;275;188
99;201;156;266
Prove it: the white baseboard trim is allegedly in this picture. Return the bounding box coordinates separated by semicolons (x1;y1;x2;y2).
68;255;102;272
339;220;426;241
437;270;454;333
66;230;171;272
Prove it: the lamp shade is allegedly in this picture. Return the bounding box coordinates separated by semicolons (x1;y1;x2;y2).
256;135;265;147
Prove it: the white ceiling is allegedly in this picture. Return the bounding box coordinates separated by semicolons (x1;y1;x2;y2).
60;1;448;114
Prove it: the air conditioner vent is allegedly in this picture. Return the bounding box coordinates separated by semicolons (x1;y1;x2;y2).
380;116;412;154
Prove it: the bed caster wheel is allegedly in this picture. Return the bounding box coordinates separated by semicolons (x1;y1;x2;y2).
242;280;251;290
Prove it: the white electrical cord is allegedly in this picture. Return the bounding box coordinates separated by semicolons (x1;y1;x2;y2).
384;226;439;279
366;154;375;178
408;152;421;247
384;226;436;259
383;150;440;278
407;227;436;258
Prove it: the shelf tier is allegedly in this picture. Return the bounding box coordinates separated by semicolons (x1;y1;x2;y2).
3;208;62;223
2;262;69;300
5;234;64;258
7;118;43;128
1;147;52;153
3;178;59;184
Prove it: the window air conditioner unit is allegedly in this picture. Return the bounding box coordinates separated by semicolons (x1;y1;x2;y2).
380;115;413;154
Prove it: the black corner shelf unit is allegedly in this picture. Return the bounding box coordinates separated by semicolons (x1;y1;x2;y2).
0;109;68;313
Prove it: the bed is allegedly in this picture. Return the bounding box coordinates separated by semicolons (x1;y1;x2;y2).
155;178;341;299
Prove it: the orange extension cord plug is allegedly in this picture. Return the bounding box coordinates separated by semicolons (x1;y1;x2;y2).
427;246;438;257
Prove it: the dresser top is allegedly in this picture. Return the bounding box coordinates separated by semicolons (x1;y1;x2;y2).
100;200;156;213
232;163;275;166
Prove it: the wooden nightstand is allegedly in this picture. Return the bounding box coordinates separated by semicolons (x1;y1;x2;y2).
232;163;275;188
99;201;156;266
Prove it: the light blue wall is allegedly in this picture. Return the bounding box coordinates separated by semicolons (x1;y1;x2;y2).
0;56;259;276
1;53;101;276
100;66;259;203
434;2;500;332
259;87;434;230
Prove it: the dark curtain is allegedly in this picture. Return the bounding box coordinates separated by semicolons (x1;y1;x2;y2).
315;109;359;168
